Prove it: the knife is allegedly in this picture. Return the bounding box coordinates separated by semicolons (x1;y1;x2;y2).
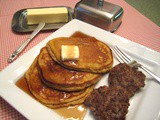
8;22;45;63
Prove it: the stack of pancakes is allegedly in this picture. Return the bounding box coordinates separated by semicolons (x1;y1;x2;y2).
25;36;113;109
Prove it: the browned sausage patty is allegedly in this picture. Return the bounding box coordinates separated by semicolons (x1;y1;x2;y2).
108;63;146;97
84;86;130;120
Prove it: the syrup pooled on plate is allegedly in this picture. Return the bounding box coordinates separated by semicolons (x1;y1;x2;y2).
16;76;32;96
16;77;87;120
71;31;90;38
55;105;87;120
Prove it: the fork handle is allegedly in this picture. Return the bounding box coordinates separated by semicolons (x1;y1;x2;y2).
140;66;160;83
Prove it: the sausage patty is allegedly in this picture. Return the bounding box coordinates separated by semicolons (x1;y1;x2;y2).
108;63;146;97
84;86;130;120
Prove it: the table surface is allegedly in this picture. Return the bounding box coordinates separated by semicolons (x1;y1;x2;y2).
0;0;160;119
125;0;160;26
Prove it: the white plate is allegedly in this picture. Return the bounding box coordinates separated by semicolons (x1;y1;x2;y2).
0;19;160;120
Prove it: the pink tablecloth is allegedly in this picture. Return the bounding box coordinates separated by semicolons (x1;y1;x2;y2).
0;0;160;119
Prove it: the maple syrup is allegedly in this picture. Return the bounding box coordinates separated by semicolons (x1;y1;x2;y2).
16;77;87;120
71;31;90;38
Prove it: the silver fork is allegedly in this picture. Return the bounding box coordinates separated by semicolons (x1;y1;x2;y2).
111;46;160;83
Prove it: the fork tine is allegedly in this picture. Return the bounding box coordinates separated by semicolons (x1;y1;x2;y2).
111;47;126;63
115;46;132;63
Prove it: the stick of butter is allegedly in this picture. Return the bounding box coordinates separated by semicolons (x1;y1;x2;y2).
27;7;68;25
61;45;79;61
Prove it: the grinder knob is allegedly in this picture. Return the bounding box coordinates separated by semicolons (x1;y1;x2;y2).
98;0;104;6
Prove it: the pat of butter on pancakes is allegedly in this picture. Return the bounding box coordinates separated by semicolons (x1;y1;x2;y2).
61;45;79;61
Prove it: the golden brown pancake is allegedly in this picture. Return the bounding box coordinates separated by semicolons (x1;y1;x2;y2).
47;37;113;73
46;97;86;109
25;57;95;108
37;47;101;91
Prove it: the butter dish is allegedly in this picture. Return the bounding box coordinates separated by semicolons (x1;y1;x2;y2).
11;6;73;32
74;0;123;32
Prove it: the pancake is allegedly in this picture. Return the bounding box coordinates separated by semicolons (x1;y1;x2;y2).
46;37;113;73
37;47;101;91
25;57;95;108
46;97;85;109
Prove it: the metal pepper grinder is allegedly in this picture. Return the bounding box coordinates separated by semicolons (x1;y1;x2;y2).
74;0;124;32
